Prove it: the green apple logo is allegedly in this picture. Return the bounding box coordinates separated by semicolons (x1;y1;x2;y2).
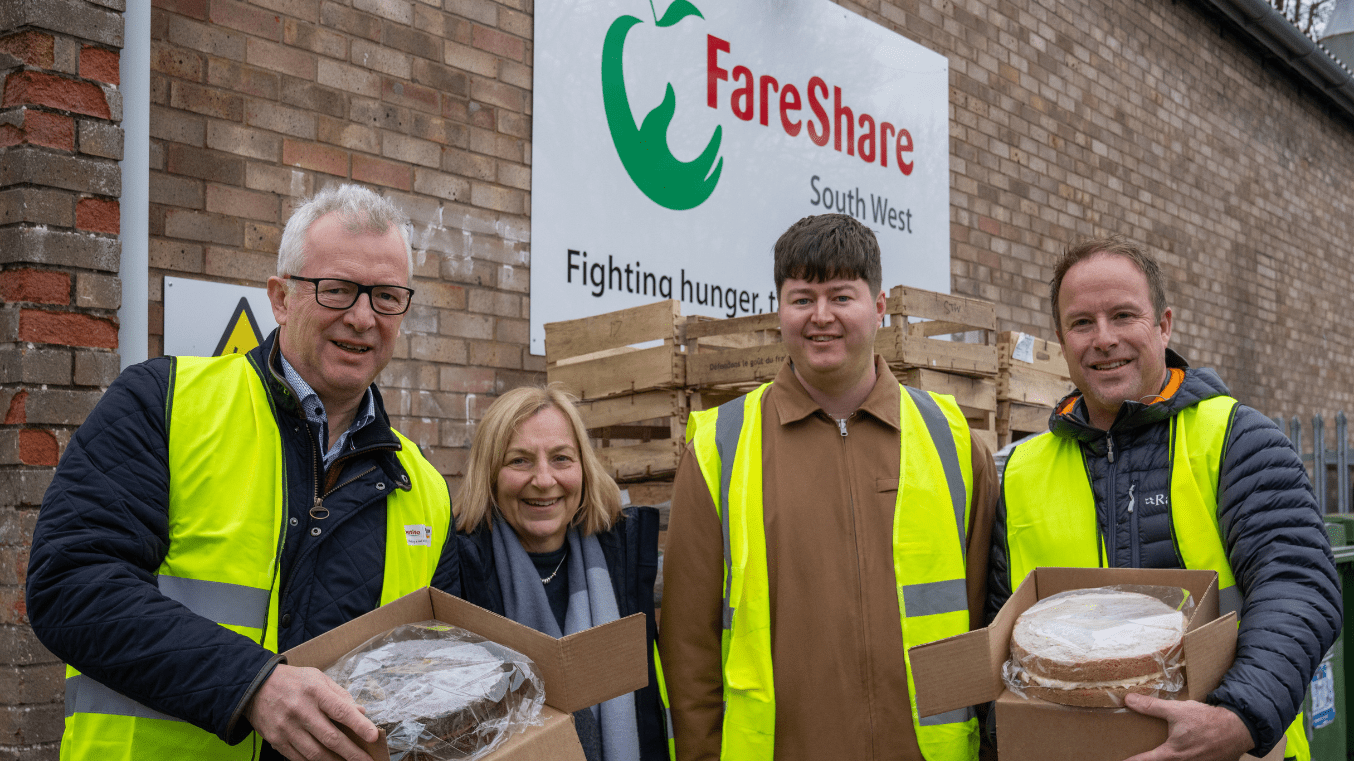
602;0;723;210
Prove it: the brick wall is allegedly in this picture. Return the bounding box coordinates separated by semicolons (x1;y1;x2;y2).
148;0;538;492
0;1;125;757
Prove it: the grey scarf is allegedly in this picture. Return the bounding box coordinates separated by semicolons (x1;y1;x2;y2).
491;514;641;761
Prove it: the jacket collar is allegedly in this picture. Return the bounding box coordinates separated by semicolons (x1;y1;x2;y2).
1050;348;1231;442
770;355;901;432
248;330;411;485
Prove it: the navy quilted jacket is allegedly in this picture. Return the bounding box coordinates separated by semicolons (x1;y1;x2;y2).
458;506;668;761
987;350;1342;756
26;331;460;746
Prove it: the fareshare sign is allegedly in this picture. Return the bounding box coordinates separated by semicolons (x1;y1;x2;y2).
530;0;949;354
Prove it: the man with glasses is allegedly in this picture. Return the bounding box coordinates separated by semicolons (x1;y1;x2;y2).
27;184;456;761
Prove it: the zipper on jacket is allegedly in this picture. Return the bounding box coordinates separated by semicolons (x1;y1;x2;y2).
278;430;323;613
1105;439;1117;568
1127;483;1140;567
837;417;848;437
1106;432;1116;463
324;464;379;499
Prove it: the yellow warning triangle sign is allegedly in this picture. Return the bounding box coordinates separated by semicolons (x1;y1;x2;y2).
213;297;264;356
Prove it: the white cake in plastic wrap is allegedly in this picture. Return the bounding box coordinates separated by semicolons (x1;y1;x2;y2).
1003;587;1189;707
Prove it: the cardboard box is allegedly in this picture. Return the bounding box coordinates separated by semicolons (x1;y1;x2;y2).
910;567;1284;761
284;587;650;761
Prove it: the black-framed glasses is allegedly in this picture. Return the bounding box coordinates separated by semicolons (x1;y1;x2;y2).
286;276;415;315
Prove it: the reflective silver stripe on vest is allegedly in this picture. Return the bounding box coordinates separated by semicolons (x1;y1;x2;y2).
904;387;967;559
902;578;968;618
715;398;746;631
1219;584;1243;617
65;673;183;722
919;705;976;727
158;574;269;629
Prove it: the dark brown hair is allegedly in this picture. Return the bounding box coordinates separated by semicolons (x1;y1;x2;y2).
773;214;882;296
1050;235;1167;332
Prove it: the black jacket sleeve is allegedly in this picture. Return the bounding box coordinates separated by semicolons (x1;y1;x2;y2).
26;359;277;743
1208;405;1343;756
985;460;1014;624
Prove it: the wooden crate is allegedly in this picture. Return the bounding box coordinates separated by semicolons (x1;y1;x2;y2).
998;400;1054;448
577;389;687;483
995;332;1075;447
546;300;685;400
898;367;998;453
875;286;998;377
683;311;785;390
995;332;1074;407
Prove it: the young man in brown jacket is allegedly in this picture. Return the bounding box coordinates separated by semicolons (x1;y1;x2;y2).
659;214;997;761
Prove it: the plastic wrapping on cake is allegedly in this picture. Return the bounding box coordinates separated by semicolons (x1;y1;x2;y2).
1002;585;1194;706
324;621;546;761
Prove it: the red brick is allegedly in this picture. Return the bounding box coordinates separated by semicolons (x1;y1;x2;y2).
2;72;110;120
76;198;119;234
210;0;283;40
18;431;57;467
351;154;411;190
79;46;120;85
383;78;438;115
977;215;1001;236
471;25;525;62
0;110;75;151
282;138;348;176
0;270;69;305
0;31;54;68
4;391;25;424
154;0;209;20
19;310;118;349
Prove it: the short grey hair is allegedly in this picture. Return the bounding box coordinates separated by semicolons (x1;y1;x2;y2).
276;184;414;281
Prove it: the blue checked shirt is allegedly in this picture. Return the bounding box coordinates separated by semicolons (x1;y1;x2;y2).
279;354;377;470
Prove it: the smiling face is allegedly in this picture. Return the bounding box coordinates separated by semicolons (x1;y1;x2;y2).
778;276;887;396
495;406;584;554
268;212;409;415
1056;252;1173;430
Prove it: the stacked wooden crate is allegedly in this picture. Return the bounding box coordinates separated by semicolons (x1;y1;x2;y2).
545;288;1009;478
876;286;999;453
545;300;688;483
996;331;1077;448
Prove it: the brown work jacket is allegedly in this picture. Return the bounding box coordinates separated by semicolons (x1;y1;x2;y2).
659;357;998;761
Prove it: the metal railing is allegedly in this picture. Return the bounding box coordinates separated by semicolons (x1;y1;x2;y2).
1274;412;1351;514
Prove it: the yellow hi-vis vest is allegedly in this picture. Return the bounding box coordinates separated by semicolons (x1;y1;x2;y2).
1002;394;1309;761
59;353;451;761
687;381;980;761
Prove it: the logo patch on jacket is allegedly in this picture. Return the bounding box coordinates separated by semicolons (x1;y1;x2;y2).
404;524;432;547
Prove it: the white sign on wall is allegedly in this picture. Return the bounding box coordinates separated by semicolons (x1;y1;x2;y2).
530;0;950;354
164;277;278;357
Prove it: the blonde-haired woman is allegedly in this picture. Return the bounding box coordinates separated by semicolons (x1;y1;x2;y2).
455;385;666;761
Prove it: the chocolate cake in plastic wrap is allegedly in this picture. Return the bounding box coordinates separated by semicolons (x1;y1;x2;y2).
1002;585;1194;707
324;621;546;761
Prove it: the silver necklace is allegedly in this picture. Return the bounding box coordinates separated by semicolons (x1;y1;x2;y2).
541;550;567;584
